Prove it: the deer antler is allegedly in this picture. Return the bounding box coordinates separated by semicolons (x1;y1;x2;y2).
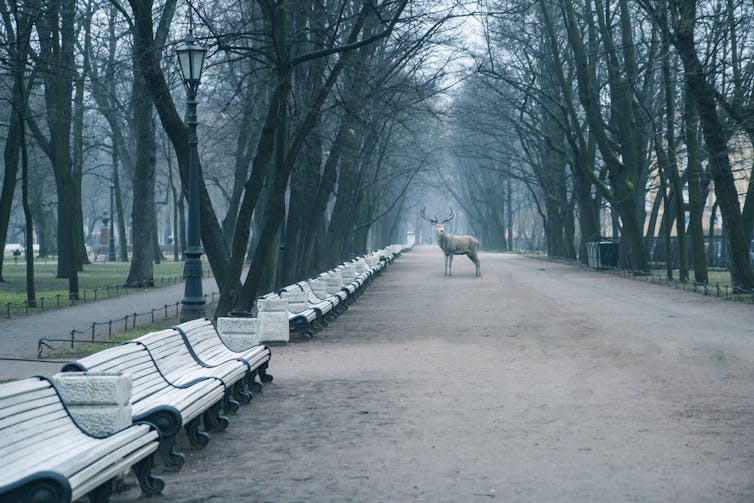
419;207;437;224
438;208;454;224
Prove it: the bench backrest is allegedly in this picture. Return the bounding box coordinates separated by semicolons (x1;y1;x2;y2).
308;278;329;299
132;328;199;380
172;318;230;362
0;377;85;487
61;343;171;405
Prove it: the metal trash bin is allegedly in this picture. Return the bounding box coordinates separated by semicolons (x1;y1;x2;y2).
586;238;619;268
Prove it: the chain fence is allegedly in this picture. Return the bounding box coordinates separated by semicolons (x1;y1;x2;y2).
36;291;218;358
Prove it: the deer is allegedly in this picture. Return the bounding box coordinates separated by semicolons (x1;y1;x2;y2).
420;208;481;277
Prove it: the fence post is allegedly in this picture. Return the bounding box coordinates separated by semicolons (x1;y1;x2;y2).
91;323;96;341
5;302;10;319
133;313;137;329
108;320;112;338
164;304;168;320
70;330;75;349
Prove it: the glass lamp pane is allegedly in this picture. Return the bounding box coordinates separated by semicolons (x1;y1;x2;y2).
190;49;205;81
177;50;191;81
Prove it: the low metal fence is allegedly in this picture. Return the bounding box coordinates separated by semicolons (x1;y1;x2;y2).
36;291;218;358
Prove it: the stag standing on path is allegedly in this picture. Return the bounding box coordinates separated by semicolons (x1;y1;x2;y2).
420;208;481;277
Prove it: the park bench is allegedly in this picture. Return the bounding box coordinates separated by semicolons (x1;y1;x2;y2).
333;263;369;305
297;280;340;324
171;318;273;390
0;376;164;503
129;328;251;412
279;285;332;330
61;342;228;471
317;270;351;309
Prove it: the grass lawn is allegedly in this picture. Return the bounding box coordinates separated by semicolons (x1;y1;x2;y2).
0;259;206;307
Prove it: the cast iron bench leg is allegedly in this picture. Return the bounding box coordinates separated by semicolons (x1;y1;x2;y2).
204;401;230;431
185;416;209;447
133;452;165;496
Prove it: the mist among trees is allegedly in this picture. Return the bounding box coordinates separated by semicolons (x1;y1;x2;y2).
1;0;753;315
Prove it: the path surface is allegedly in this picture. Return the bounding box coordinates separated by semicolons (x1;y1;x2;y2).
102;245;754;502
0;276;217;379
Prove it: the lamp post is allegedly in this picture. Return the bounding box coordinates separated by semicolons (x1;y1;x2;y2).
177;32;207;322
108;181;116;261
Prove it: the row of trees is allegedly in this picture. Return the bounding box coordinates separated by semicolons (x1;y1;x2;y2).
0;0;459;315
444;0;754;290
3;0;753;314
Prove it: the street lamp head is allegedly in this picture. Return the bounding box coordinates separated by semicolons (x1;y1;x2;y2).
176;32;206;92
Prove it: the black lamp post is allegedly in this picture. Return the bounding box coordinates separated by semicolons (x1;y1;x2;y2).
176;32;207;322
108;181;116;262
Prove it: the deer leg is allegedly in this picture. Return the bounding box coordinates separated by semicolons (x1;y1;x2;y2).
468;252;481;277
448;254;453;276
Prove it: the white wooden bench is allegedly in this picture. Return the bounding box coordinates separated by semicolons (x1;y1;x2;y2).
130;328;251;414
316;271;350;313
334;263;370;305
0;376;163;503
171;318;273;392
61;343;228;471
297;280;339;324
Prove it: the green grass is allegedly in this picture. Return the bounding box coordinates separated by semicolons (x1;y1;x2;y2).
0;259;205;306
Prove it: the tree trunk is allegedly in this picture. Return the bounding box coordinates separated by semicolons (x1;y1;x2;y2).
660;16;687;280
20;115;36;306
126;59;156;287
128;0;230;289
684;80;707;283
0;67;24;282
35;0;80;296
671;0;753;289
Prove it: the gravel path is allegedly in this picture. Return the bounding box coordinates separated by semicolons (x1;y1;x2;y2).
104;245;754;502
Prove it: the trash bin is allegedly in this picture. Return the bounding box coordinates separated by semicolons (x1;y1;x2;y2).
586;238;619;268
586;241;599;268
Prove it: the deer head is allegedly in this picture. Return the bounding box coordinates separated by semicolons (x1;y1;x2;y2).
419;208;454;239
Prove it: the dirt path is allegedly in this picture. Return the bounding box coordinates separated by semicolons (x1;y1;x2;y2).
109;245;753;501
